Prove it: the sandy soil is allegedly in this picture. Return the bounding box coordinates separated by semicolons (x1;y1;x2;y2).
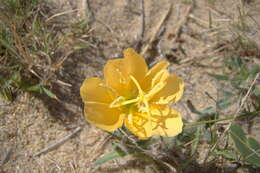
1;0;259;172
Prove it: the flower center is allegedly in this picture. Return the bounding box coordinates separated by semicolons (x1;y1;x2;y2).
109;76;153;130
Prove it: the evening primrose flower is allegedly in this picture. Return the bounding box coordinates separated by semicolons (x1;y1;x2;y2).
80;48;184;139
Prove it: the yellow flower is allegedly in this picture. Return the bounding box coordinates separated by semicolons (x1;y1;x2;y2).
80;48;184;139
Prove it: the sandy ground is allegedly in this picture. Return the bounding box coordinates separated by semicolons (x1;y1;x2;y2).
1;0;260;172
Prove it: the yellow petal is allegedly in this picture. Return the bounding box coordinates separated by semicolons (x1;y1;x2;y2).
150;105;183;137
123;48;148;83
84;102;124;131
104;48;148;97
150;73;184;104
103;59;128;95
142;61;170;91
124;111;152;139
125;105;183;139
80;77;115;104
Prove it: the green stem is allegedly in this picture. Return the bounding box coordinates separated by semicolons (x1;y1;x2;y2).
185;110;260;127
184;116;234;127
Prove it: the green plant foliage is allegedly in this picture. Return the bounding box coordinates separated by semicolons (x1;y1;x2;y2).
94;146;127;166
212;150;237;160
0;0;90;101
208;73;229;81
230;123;260;167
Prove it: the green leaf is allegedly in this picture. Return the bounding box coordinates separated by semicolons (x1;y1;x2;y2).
187;100;211;116
42;87;58;100
248;137;260;151
208;73;229;80
94;150;126;166
0;87;13;101
231;123;246;138
191;126;202;155
212;150;237;160
246;137;260;166
217;99;233;110
253;88;260;96
201;106;215;115
24;84;41;92
230;123;260;166
219;89;234;98
202;131;211;143
249;64;260;76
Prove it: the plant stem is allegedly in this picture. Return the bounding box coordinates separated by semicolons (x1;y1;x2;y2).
184;116;234;127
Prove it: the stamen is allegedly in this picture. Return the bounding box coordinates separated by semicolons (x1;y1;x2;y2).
130;75;152;131
121;98;139;105
109;96;125;108
151;69;166;88
110;97;139;108
130;76;143;95
145;82;166;101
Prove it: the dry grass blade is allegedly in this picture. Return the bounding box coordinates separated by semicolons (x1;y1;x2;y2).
45;9;80;22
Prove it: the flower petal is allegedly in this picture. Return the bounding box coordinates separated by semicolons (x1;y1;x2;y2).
142;61;169;91
150;73;184;104
150;105;183;137
104;48;148;97
124;111;152;139
123;48;148;82
103;59;128;95
125;105;183;139
84;102;124;131
80;77;115;104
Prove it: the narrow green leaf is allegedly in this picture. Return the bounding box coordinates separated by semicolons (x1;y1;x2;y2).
201;106;215;115
246;137;260;166
230;123;247;142
202;130;212;142
217;99;233;110
24;84;41;92
248;137;260;151
230;123;260;166
219;89;234;98
191;126;202;155
42;87;58;99
253;88;260;96
249;64;260;76
212;150;237;160
0;88;13;101
208;73;229;80
187;100;206;116
94;150;125;166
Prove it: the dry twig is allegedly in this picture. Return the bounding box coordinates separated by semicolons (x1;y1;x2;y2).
171;4;194;44
34;127;82;157
140;0;145;40
141;3;172;56
135;0;145;52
